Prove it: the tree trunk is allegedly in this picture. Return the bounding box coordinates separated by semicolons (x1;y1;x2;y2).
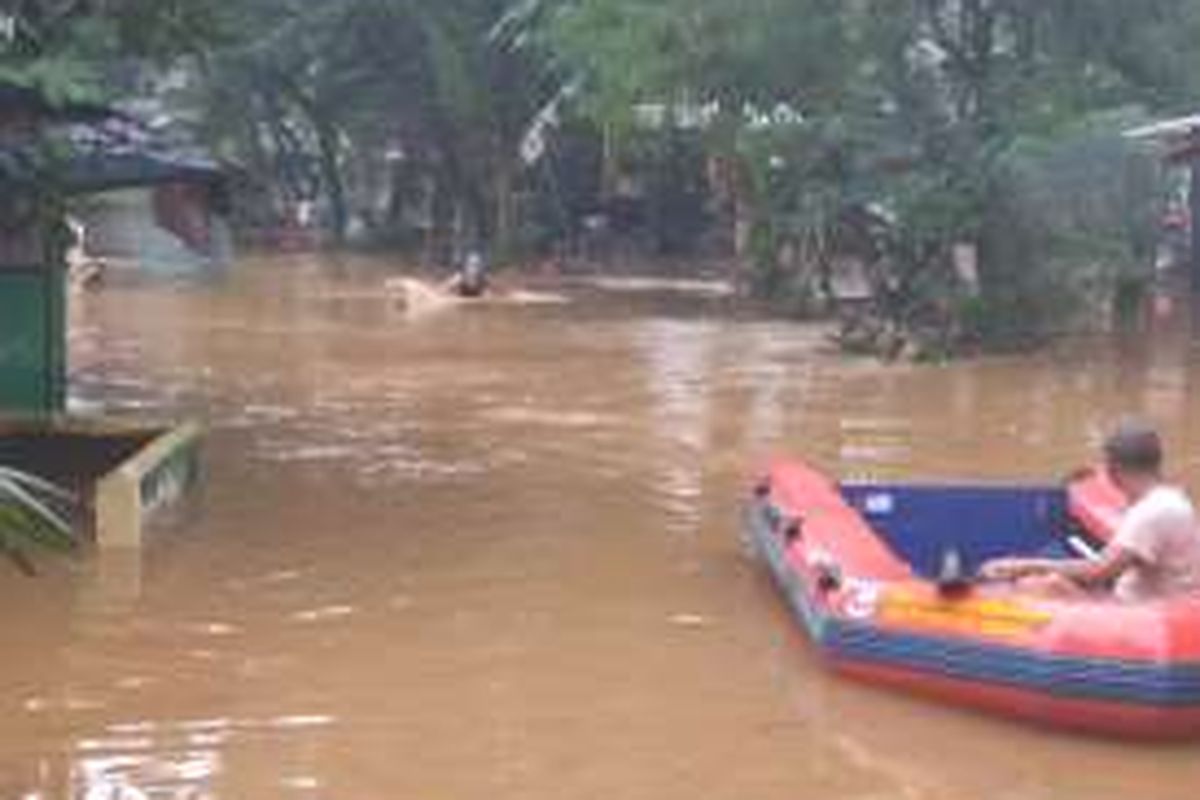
277;77;347;243
492;162;516;262
429;168;456;266
1190;160;1200;294
313;117;348;244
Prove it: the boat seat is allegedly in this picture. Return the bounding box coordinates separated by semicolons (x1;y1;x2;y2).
840;483;1072;579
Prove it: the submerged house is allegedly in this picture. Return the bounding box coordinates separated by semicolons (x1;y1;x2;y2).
63;116;232;278
1126;114;1200;291
2;82;232;281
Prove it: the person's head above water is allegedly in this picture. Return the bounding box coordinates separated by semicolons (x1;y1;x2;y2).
454;250;488;296
464;251;485;276
1104;419;1163;490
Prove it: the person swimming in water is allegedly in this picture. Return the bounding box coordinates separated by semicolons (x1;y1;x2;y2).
442;251;489;298
387;248;565;311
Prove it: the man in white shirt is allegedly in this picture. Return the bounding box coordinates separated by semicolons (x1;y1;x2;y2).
981;421;1200;601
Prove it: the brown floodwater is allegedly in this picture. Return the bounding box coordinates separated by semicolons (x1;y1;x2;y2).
4;253;1200;799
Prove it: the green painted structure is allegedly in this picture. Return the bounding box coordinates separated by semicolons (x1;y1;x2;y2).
1;81;100;415
0;267;66;413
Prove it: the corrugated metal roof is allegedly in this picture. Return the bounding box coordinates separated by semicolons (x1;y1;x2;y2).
2;81;224;193
1124;114;1200;141
62;149;223;193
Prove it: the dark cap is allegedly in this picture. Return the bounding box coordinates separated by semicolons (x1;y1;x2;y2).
1103;419;1163;475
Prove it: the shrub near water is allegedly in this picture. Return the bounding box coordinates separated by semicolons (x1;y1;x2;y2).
834;123;1161;359
972;121;1162;345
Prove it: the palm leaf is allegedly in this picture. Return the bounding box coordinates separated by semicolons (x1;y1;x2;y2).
0;467;79;575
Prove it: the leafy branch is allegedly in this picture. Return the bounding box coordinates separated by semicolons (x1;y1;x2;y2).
0;467;78;576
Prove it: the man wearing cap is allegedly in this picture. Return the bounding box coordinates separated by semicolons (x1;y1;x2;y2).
982;421;1200;600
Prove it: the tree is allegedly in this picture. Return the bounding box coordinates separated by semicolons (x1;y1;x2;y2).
544;0;1200;352
0;0;222;97
189;0;561;258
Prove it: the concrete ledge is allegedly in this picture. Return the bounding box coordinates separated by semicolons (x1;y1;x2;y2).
0;415;203;550
95;421;202;549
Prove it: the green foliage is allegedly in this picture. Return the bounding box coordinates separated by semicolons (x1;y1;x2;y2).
546;0;1200;353
1;0;226;288
187;0;559;254
8;0;1184;354
0;0;223;99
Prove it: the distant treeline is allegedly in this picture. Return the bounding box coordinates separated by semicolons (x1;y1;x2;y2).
9;1;1200;353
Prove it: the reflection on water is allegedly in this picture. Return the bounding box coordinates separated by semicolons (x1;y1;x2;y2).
638;320;717;536
3;253;1200;798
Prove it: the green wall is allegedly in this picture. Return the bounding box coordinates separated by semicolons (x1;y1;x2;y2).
0;268;66;414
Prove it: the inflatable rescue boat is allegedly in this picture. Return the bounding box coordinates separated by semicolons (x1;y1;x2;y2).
746;459;1200;738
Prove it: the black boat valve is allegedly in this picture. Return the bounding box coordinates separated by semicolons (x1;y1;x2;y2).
814;561;842;593
935;547;973;598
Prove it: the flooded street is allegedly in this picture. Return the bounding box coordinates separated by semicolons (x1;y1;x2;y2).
4;253;1200;798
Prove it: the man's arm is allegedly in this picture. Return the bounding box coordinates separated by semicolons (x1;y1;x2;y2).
981;546;1143;587
1051;545;1142;587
